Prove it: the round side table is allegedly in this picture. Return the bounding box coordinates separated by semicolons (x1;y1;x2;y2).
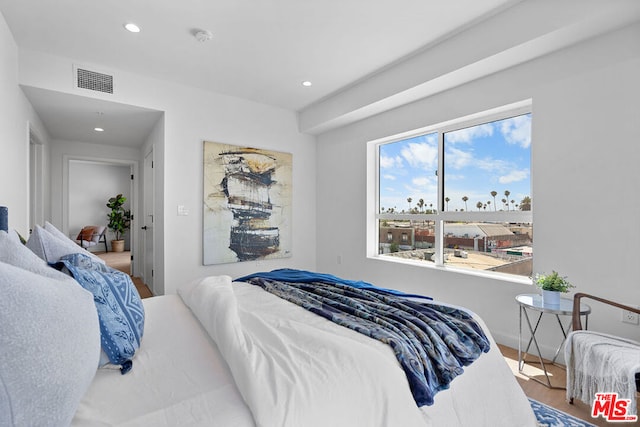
515;293;591;389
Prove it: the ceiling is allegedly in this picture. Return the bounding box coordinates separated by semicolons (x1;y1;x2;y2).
21;87;163;147
1;0;639;145
0;0;518;146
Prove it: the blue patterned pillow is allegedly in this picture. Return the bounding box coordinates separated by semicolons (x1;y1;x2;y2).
56;253;144;374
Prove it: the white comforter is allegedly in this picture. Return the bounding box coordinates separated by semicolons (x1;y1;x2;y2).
179;275;537;427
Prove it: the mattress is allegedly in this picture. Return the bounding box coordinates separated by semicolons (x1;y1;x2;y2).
72;279;537;427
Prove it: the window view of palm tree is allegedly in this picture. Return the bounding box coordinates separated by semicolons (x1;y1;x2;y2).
377;111;532;278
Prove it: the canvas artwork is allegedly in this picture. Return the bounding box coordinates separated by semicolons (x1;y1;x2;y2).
203;141;292;265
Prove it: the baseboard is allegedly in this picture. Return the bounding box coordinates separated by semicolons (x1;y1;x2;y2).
491;330;568;365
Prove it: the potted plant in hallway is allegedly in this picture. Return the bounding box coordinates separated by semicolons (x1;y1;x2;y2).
106;194;131;252
534;271;574;306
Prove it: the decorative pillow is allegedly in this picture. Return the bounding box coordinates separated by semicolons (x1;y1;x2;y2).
0;260;100;426
26;224;105;264
45;221;107;253
57;253;145;374
0;231;74;280
44;220;75;242
77;226;97;242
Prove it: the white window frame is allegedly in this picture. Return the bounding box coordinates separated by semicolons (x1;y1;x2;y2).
366;100;533;283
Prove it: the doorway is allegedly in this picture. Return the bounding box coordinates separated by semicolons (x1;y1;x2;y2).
65;157;138;275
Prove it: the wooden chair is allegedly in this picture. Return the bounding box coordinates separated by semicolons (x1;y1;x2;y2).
75;225;108;252
568;293;640;404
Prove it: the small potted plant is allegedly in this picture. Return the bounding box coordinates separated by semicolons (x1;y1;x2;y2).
534;271;574;306
106;194;131;252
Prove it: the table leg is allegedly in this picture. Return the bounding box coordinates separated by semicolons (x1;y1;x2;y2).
518;307;567;388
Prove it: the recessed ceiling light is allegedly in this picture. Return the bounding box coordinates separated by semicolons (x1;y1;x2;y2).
124;23;141;33
94;127;104;132
302;81;312;87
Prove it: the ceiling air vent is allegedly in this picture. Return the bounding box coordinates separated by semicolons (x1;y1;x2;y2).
75;67;114;94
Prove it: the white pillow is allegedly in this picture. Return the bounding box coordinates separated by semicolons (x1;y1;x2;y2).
26;224;105;264
44;221;107;262
0;260;101;426
6;229;22;243
0;231;75;280
44;220;77;244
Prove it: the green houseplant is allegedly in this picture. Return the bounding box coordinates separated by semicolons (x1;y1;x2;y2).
534;271;574;306
106;194;131;252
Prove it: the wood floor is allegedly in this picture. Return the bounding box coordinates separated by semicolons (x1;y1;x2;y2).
95;250;153;298
499;344;639;426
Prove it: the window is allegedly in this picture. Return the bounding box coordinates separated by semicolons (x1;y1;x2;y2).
370;102;532;280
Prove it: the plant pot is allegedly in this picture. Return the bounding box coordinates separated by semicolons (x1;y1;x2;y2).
542;289;561;306
111;239;125;253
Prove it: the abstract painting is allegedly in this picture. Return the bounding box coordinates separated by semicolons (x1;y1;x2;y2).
203;141;292;265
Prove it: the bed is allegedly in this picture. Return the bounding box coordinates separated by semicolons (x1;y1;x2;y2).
0;225;537;427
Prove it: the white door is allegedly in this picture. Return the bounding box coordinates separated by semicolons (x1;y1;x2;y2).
142;149;155;293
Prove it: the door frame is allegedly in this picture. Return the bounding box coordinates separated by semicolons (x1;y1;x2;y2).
29;125;45;231
62;155;139;275
142;147;155;293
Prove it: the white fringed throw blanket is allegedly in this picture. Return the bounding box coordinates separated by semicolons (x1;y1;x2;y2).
565;330;640;415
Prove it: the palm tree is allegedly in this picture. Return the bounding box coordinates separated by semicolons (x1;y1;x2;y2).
417;198;425;213
462;196;468;211
476;201;483;211
520;196;531;211
445;196;450;211
504;190;511;211
510;199;515;210
501;198;507;210
490;191;498;211
407;197;412;212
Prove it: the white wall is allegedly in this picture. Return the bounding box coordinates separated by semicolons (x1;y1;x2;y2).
315;24;640;356
0;11;50;235
68;161;131;250
17;50;317;295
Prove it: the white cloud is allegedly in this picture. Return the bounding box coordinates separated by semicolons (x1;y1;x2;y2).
383;174;396;180
400;142;438;169
446;147;473;169
380;155;404;169
499;168;530;184
500;115;531;148
476;157;511;173
411;177;430;187
445;123;493;143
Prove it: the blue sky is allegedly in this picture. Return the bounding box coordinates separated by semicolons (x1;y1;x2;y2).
379;113;531;213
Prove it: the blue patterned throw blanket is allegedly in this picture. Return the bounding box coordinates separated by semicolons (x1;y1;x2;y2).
237;270;490;407
55;253;145;374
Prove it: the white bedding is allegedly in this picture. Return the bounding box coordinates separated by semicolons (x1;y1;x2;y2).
71;295;254;427
179;276;537;427
73;275;537;427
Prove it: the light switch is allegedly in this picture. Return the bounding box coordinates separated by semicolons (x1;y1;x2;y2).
177;205;189;216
